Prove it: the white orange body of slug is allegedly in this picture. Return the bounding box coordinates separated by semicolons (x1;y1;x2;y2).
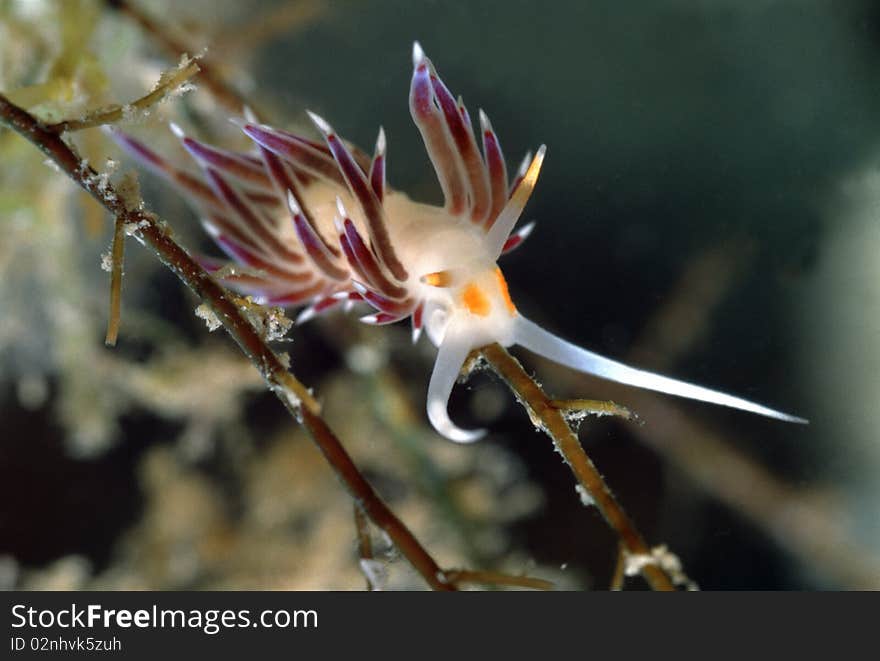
110;42;807;441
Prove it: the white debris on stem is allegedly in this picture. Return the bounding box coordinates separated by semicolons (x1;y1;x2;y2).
269;383;303;422
574;484;595;507
622;544;698;590
119;52;202;125
115;170;144;212
121;216;152;238
195;303;222;332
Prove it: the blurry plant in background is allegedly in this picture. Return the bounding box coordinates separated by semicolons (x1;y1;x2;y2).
1;0;878;590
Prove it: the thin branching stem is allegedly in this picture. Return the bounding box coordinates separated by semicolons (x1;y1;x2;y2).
104;214;126;346
443;569;554;591
551;398;636;421
46;59;200;133
479;343;677;591
0;93;458;591
105;0;266;120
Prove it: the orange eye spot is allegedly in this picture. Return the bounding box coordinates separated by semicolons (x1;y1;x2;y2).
494;267;517;315
462;282;491;316
421;270;453;287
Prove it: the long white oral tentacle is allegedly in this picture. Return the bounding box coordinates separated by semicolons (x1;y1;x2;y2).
427;320;486;442
513;316;807;424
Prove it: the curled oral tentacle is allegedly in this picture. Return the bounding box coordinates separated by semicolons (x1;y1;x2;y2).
427;319;486;442
512;316;808;424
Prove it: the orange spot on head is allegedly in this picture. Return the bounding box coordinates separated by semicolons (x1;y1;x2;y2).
462;282;491;317
494;268;517;315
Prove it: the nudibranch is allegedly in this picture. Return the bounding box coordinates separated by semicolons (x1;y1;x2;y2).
110;42;807;441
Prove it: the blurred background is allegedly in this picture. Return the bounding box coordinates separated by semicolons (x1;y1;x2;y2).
1;0;879;590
